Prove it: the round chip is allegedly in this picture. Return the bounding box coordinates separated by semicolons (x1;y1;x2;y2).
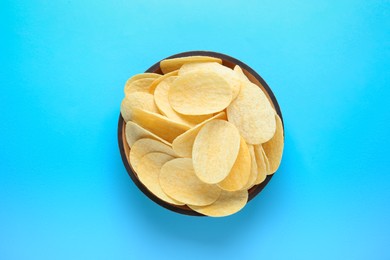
125;121;171;148
262;114;284;174
148;70;178;94
129;138;177;172
227;81;276;144
218;137;252;191
154;76;212;126
254;145;267;185
159;158;221;206
172;112;226;158
192;120;241;184
242;144;258;190
233;65;251;83
160;56;222;74
124;73;160;88
137;153;184;205
131;108;190;143
120;92;159;122
188;190;248;217
124;78;155;95
169;71;233;115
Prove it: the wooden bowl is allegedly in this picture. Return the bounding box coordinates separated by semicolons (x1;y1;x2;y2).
118;51;283;216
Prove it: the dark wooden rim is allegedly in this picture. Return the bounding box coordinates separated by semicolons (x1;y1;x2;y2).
118;50;283;216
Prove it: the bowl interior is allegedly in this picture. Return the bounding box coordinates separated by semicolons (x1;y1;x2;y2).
118;51;283;216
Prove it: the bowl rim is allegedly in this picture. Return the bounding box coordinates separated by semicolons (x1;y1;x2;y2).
118;50;283;216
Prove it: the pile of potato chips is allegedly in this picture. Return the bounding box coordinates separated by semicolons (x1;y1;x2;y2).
120;55;284;217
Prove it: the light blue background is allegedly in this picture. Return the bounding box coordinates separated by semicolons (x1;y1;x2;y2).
1;0;389;259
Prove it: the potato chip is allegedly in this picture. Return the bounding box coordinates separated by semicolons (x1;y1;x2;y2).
233;65;251;82
148;70;178;94
227;81;276;144
129;138;177;172
154;76;212;126
120;92;159;122
125;121;171;148
160;56;222;74
188;190;248;217
125;73;160;86
169;71;233;115
242;144;258;190
179;62;242;100
192;120;241;184
137;152;184;205
262;148;271;175
262;114;284;174
124;78;155;95
218;137;251;191
160;158;221;206
131;108;190;143
172;112;226;158
254;145;267;185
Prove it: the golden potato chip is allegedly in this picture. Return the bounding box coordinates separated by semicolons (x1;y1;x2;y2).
192;120;241;184
159;158;221;206
242;144;258;190
262;114;284;174
179;62;242;100
233;65;250;82
169;71;233;115
125;73;160;86
254;145;267;185
172;112;226;158
262;148;271;175
148;70;178;94
188;190;248;217
131;108;190;143
125;121;171;148
218;137;251;191
124;78;155;95
137;152;184;205
129;138;177;172
160;56;222;74
120;92;159;122
227;81;276;144
154;76;212;126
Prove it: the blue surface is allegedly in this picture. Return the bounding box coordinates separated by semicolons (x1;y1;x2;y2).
1;0;389;259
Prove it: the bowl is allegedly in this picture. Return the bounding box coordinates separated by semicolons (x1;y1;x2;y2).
118;51;283;216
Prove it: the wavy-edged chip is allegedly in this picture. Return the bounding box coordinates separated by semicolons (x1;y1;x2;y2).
129;138;177;172
160;56;222;74
124;78;155;95
254;145;267;185
159;158;221;206
192;120;241;184
169;71;233;115
131;108;190;143
218;137;251;191
242;144;258;190
188;190;248;217
148;70;178;94
262;114;284;174
120;92;159;122
154;76;212;126
137;152;184;205
227;81;276;144
172;112;226;158
125;121;171;148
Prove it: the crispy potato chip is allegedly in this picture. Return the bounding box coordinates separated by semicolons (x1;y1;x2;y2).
262;148;271;175
172;112;226;158
125;121;171;148
148;70;178;94
120;92;159;122
262;114;284;174
124;78;155;95
154;76;212;126
254;145;267;185
233;65;251;82
137;152;184;205
125;73;160;86
218;137;251;191
192;120;241;184
169;71;233;115
160;158;221;206
242;144;258;190
188;190;248;217
179;62;242;100
160;56;222;74
131;108;190;143
129;138;177;172
227;81;276;144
